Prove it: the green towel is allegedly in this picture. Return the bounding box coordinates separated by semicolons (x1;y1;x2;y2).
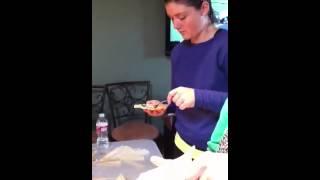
207;98;228;152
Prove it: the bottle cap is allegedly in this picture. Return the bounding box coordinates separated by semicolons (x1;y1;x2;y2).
98;113;105;118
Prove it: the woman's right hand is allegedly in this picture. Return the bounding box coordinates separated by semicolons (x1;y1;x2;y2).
143;100;168;117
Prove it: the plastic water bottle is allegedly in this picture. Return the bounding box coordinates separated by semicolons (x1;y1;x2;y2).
96;113;109;154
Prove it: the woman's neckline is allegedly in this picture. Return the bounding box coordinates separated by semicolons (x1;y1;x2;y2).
186;28;221;46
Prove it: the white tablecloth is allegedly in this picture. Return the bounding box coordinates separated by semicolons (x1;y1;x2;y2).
92;139;162;180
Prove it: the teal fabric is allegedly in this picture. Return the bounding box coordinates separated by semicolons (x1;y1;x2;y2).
207;98;228;152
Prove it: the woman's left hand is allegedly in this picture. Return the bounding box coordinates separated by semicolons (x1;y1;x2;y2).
167;86;195;110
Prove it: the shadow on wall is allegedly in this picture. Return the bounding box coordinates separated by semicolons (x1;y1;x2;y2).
141;0;166;58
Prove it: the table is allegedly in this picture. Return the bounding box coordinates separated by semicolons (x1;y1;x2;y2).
92;139;162;180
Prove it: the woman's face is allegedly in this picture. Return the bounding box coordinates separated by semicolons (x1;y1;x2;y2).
165;2;208;40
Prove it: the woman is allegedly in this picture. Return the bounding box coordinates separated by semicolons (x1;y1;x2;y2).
145;0;228;158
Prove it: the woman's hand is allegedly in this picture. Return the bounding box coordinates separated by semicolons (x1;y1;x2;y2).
167;87;195;110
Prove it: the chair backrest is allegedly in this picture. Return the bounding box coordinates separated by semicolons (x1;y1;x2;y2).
104;81;151;129
92;85;106;129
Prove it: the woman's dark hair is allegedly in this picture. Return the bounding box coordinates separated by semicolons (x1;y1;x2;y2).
165;0;218;23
